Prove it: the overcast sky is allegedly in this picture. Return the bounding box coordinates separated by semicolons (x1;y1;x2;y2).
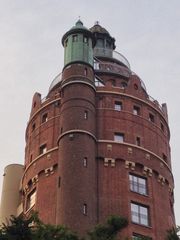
0;0;179;225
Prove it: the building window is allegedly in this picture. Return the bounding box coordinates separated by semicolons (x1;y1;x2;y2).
84;36;88;43
114;101;122;111
131;202;150;226
129;174;147;195
114;133;124;142
84;110;88;119
84;68;88;76
133;106;140;115
32;123;36;131
149;113;155;123
162;153;167;162
64;39;68;47
134;83;138;90
161;122;164;132
26;189;36;211
121;81;128;88
58;177;61;188
112;79;116;87
94;61;100;70
83;204;87;215
39;144;47;155
136;137;141;146
132;233;152;240
72;34;78;42
42;113;48;123
83;157;87;167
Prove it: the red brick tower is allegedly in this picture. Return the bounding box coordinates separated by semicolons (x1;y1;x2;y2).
56;20;98;233
19;21;175;239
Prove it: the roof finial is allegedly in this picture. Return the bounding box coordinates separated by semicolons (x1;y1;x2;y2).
95;21;99;25
76;17;83;26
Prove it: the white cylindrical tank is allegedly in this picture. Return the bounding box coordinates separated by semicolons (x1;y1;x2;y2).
0;164;24;225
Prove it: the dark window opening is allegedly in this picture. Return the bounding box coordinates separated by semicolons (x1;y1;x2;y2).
39;144;47;155
30;154;33;163
26;189;36;211
121;82;128;88
163;153;167;162
72;35;78;42
58;177;61;188
64;39;68;47
149;113;155;123
112;80;116;87
32;123;36;131
132;233;152;240
136;137;141;146
161;122;164;132
134;84;138;90
133;106;140;115
42;113;48;123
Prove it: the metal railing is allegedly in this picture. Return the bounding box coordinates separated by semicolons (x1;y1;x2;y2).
94;61;131;78
49;72;62;92
93;47;130;69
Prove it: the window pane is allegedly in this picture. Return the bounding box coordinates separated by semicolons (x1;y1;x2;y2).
131;203;149;226
129;174;147;195
114;101;122;111
114;133;124;142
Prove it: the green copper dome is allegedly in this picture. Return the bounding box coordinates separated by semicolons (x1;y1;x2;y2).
62;21;95;67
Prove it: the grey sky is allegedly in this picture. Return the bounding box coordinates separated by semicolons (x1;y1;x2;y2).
0;0;180;225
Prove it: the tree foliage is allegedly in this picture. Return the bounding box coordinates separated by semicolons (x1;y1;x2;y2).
166;226;180;240
87;215;128;240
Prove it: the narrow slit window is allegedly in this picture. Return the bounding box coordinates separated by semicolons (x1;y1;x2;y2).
83;157;87;167
161;122;164;132
136;137;141;146
163;153;167;162
84;68;88;76
84;110;88;119
42;113;48;123
149;113;155;123
84;36;88;43
32;123;36;131
83;204;87;215
72;35;78;42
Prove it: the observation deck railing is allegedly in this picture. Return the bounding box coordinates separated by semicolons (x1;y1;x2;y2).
93;47;131;69
94;61;130;78
49;72;62;92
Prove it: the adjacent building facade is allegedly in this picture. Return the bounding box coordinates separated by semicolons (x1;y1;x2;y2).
0;21;175;239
